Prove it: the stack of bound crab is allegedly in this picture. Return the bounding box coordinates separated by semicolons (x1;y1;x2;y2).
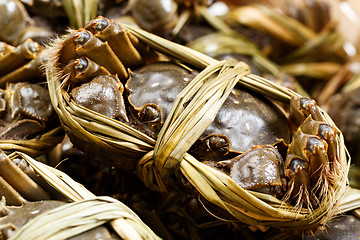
0;0;359;239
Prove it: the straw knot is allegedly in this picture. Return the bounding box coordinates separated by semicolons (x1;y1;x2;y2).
137;59;251;191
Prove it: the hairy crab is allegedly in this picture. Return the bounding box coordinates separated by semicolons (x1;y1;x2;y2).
126;62;290;159
46;16;343;214
0;150;50;206
0;38;61;156
0;82;54;141
0;150;124;240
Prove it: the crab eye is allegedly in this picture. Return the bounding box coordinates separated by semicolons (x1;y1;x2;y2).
74;57;88;72
75;31;90;45
94;18;108;31
318;124;335;139
306;137;325;153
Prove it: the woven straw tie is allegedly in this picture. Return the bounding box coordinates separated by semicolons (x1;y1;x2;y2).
137;59;251;191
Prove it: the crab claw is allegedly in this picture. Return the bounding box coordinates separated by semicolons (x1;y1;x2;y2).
230;145;286;197
190;135;230;161
70;75;128;122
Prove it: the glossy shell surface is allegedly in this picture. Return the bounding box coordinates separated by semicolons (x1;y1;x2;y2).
127;62;291;155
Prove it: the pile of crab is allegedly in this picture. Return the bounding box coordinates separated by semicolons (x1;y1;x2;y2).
0;40;62;157
43;15;347;218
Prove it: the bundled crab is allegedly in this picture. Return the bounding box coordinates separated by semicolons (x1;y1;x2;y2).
0;150;160;240
43;15;349;230
0;41;62;156
0;0;66;156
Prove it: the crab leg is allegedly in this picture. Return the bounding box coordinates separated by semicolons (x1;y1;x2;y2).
0;42;15;58
85;16;143;68
0;176;26;206
0;53;46;88
0;39;41;76
74;29;128;80
0;150;50;204
63;56;111;88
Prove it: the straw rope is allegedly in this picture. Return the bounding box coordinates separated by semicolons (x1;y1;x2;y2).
0;126;63;157
9;197;159;240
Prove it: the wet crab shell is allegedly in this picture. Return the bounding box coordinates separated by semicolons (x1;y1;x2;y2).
0;0;31;45
129;0;178;34
9;82;54;121
126;62;291;160
196;86;291;156
0;82;54;140
0;0;55;46
126;62;197;137
70;75;128;120
0;81;62;156
229;145;286;197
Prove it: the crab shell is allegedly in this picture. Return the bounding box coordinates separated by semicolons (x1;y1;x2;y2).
126;62;197;137
0;0;54;46
9;82;53;121
0;82;54;141
70;75;128;121
229;145;286;197
126;62;291;160
129;0;178;34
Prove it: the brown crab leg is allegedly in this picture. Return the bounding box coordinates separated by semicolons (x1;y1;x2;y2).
74;29;128;80
305;137;330;184
0;150;50;202
0;53;47;88
58;31;79;64
12;158;57;197
125;31;159;64
63;56;111;87
0;177;26;206
300;116;338;167
85;16;143;68
284;155;311;207
0;39;41;76
288;130;329;178
290;95;324;126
